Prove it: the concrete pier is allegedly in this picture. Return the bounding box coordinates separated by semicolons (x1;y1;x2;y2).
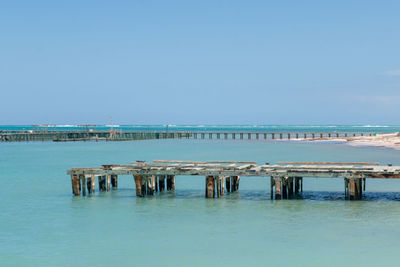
68;160;400;201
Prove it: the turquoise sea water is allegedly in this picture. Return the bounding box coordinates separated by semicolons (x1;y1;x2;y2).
2;124;400;133
1;127;400;266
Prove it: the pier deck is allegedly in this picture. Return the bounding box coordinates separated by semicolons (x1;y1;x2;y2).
67;161;400;200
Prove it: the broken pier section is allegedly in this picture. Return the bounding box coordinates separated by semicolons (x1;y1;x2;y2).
67;161;400;200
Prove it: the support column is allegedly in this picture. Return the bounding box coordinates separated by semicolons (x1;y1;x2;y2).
111;175;118;188
72;175;80;196
106;175;111;191
270;177;274;199
87;176;92;194
274;177;281;199
134;175;144;197
80;174;86;196
99;175;106;192
155;175;159;192
231;176;240;191
147;175;154;195
295;177;300;194
349;179;356;200
217;177;221;198
159;175;165;192
355;179;362;200
221;177;225;196
226;177;231;193
363;178;366;191
282;178;288;199
287;177;293;198
231;176;237;192
141;176;147;195
205;176;215;198
301;177;303;192
167;175;175;191
91;175;95;193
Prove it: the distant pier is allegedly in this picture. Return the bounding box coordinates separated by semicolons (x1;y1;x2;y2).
1;129;373;142
67;160;400;201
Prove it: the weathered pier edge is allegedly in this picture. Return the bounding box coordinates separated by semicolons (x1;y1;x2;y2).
67;161;400;201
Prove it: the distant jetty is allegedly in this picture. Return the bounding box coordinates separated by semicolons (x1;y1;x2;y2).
0;128;373;142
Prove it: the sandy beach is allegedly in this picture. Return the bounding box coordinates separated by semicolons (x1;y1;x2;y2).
309;132;400;150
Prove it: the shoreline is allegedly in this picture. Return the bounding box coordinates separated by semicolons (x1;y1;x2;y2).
305;132;400;150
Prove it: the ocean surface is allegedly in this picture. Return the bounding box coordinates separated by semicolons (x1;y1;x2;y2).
2;124;400;133
1;126;400;266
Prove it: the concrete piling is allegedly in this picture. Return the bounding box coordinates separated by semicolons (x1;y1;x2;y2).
80;174;86;196
147;176;154;195
111;175;118;188
274;177;281;199
226;177;231;193
231;176;240;192
270;177;274;199
86;177;92;194
134;175;144;197
206;176;215;198
282;178;287;199
72;175;80;196
217;177;221;197
221;176;226;196
106;175;111;191
294;177;300;194
287;177;293;198
348;179;362;200
91;175;96;193
159;175;165;192
167;175;175;191
98;175;106;192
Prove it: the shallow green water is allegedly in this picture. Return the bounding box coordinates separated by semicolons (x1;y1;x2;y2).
1;139;400;266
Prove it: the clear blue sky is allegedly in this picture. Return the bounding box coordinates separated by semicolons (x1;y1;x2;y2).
1;0;400;125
